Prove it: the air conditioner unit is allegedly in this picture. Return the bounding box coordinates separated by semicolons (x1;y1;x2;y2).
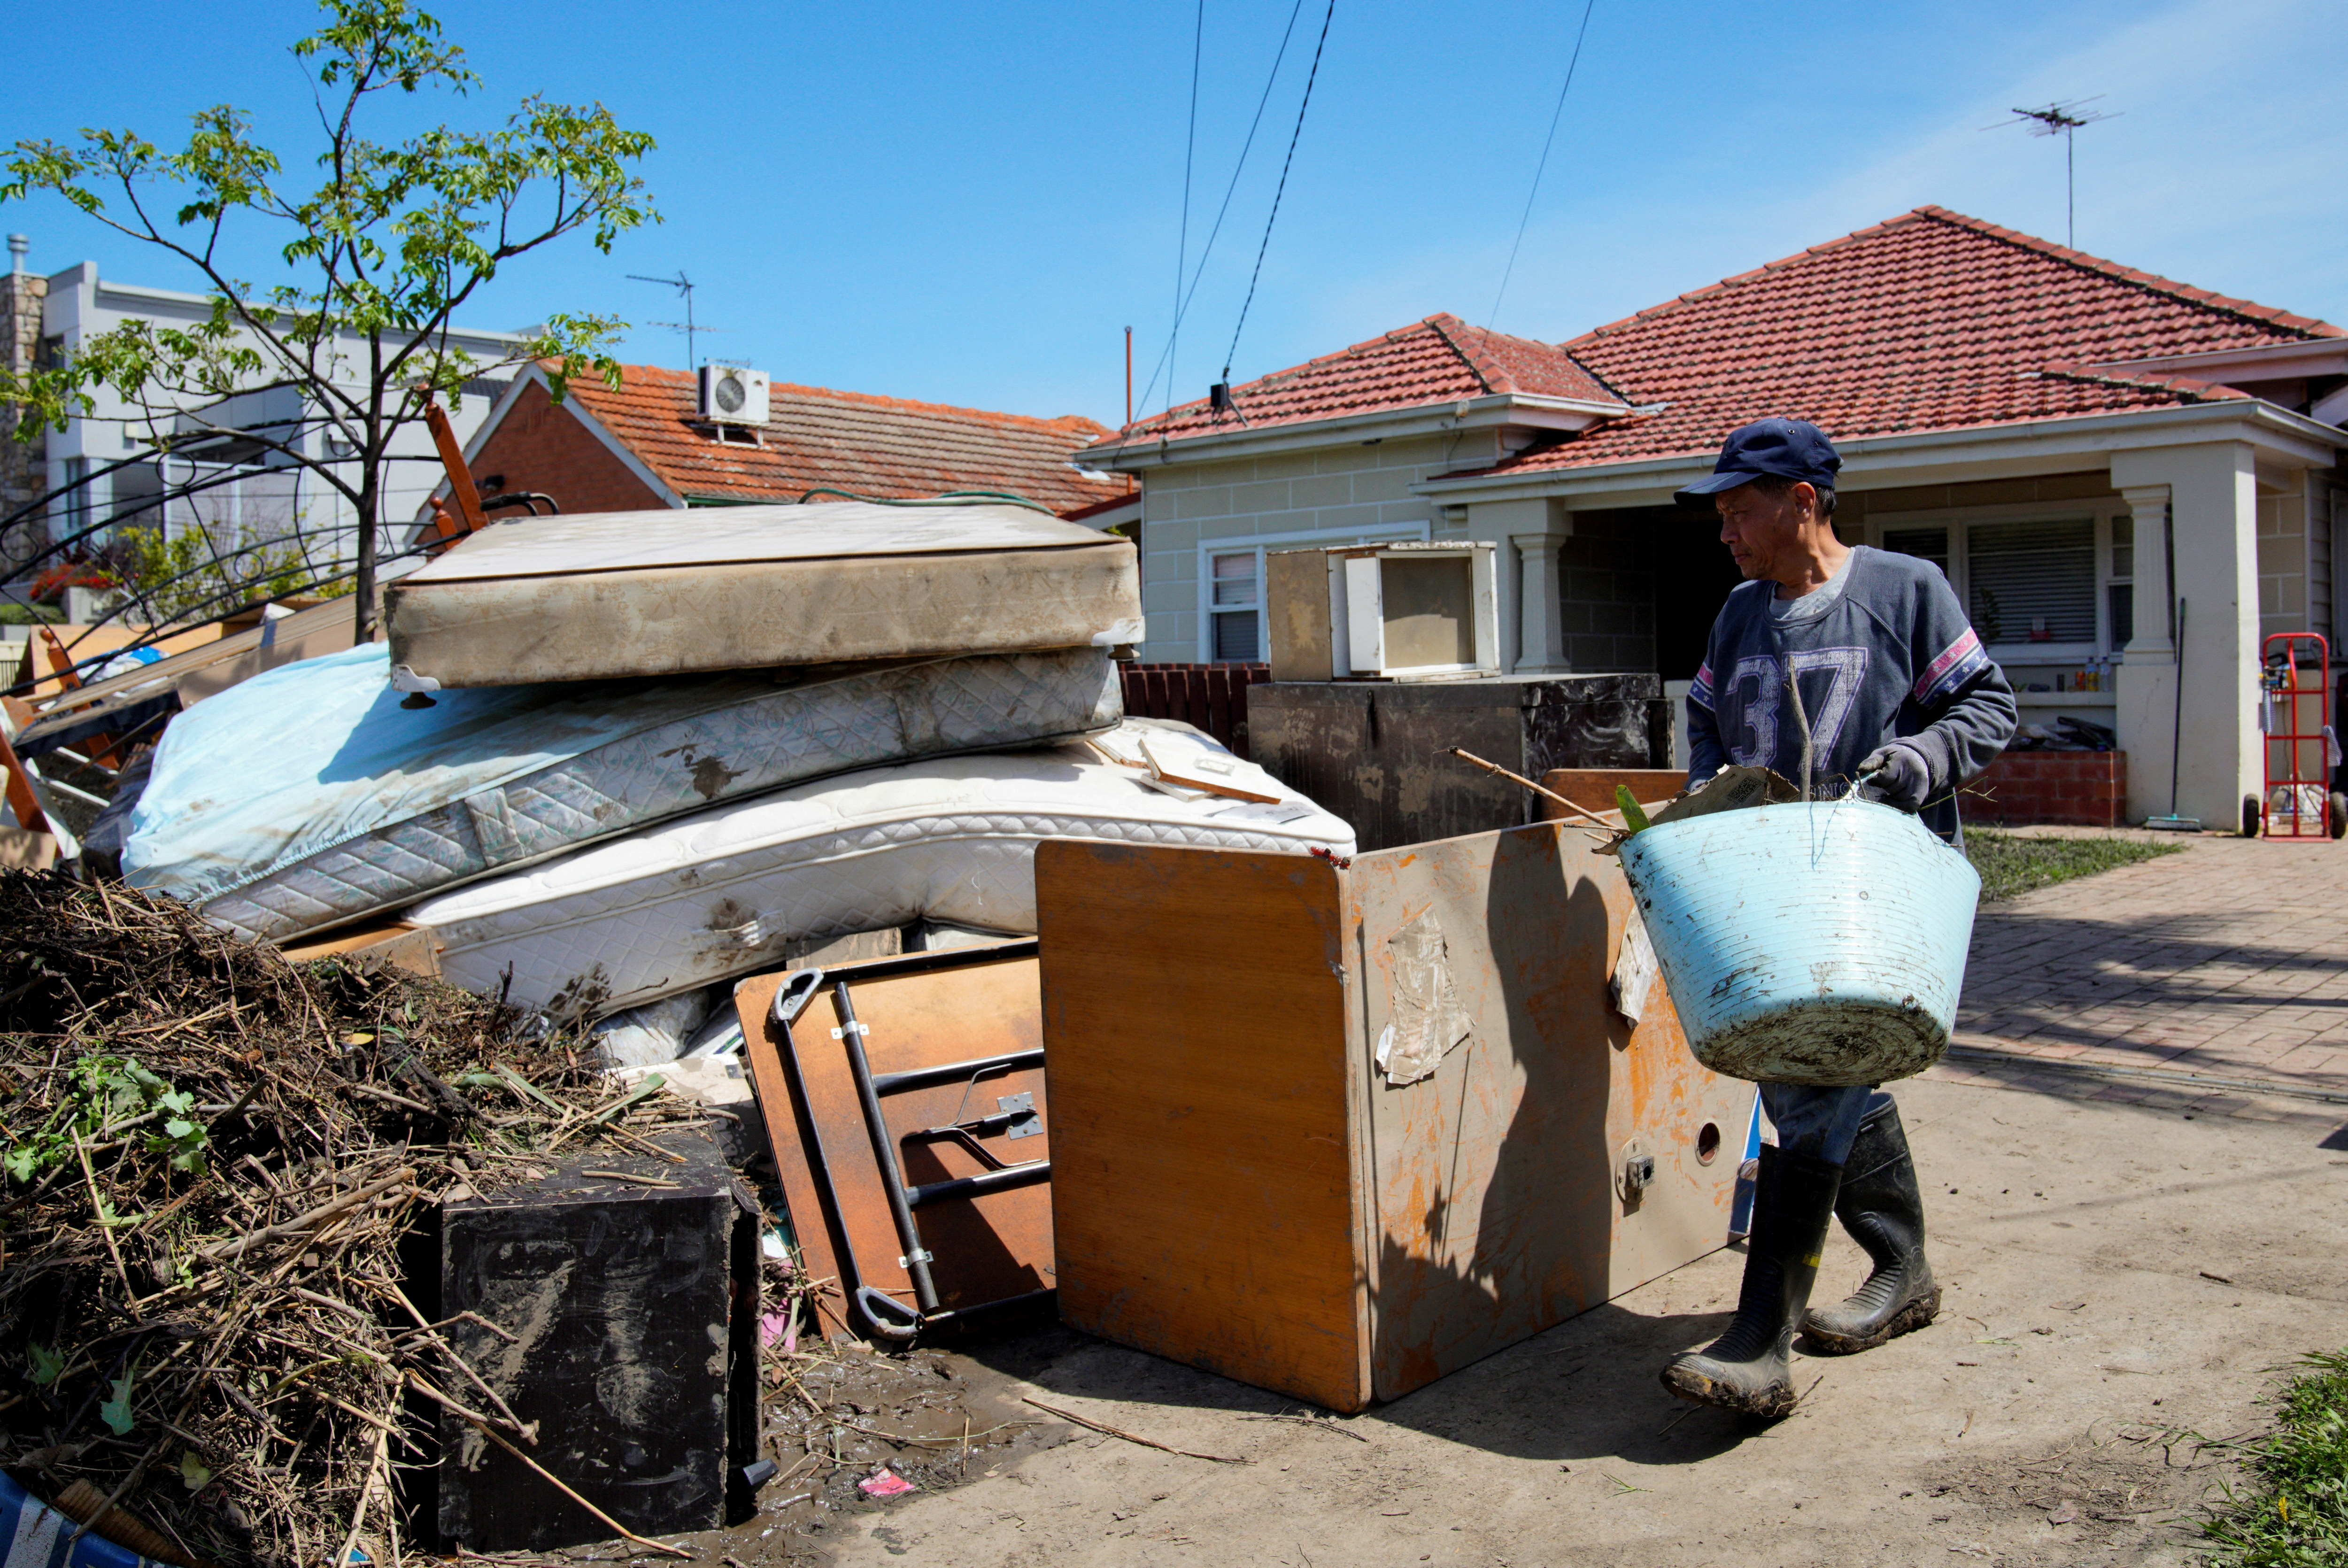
697;364;770;425
1266;541;1500;681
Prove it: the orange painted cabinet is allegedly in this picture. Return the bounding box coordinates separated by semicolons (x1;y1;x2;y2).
1037;825;1752;1413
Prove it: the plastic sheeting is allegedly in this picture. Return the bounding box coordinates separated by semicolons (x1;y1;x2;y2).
124;641;1121;938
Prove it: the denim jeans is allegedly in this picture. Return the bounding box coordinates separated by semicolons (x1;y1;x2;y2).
1761;1083;1896;1166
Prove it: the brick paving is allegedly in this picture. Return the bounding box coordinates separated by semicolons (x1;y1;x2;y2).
1940;831;2348;1111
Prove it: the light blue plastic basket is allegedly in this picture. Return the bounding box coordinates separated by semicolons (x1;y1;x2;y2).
1617;799;1981;1086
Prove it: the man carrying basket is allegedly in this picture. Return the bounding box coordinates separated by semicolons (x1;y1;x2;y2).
1660;417;2017;1416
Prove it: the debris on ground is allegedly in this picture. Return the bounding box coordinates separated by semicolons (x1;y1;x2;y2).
0;870;685;1568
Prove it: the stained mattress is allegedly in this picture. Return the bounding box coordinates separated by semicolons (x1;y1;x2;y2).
385;502;1145;688
123;641;1122;942
408;721;1356;1021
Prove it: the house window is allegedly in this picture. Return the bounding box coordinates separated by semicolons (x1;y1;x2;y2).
55;456;92;545
1880;527;1949;580
1192;521;1432;662
1876;511;2114;656
1208;551;1261;662
1964;518;2095;646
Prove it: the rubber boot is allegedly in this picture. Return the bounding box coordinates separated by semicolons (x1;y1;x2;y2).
1659;1144;1840;1417
1801;1098;1940;1353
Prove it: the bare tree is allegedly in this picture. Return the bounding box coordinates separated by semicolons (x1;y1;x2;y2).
0;0;657;637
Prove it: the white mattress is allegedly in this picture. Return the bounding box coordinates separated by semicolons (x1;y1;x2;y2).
138;646;1120;942
410;722;1355;1021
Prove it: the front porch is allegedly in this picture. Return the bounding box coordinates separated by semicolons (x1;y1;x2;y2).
1422;409;2344;829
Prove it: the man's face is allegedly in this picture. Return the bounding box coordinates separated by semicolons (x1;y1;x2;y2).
1715;480;1809;581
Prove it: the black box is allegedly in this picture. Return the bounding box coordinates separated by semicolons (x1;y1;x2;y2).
1249;674;1668;851
436;1128;757;1552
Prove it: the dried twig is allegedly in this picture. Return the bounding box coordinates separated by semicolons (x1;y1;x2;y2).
1022;1398;1248;1464
1236;1412;1370;1442
457;1413;692;1558
0;875;672;1568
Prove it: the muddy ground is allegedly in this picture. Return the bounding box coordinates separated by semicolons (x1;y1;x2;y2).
564;1069;2346;1568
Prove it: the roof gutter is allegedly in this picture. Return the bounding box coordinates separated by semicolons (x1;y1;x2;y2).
1409;397;2346;506
1075;391;1626;471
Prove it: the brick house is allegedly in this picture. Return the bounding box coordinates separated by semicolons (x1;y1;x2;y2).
445;363;1133;522
1079;207;2348;829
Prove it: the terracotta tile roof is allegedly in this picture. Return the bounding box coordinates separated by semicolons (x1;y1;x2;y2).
1085;314;1624;453
560;365;1128;515
1448;206;2343;479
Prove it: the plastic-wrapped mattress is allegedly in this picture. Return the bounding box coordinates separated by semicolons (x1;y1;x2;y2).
408;721;1355;1021
124;641;1121;942
385;502;1144;689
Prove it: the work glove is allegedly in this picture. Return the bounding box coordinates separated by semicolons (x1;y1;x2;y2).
1856;744;1931;812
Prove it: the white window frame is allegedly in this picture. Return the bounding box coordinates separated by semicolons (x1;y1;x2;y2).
1867;498;2132;663
1196;519;1431;663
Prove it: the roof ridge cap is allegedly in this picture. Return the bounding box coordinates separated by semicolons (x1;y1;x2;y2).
2035;360;2249;402
1915;208;2346;341
1423;313;1504;394
1561;209;1937;347
1109;314;1475;440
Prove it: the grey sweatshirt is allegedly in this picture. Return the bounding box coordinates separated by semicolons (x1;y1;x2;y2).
1688;546;2019;842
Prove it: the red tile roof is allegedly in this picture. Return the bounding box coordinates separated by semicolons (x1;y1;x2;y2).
1086;314;1624;453
1450;206;2342;478
559;365;1128;515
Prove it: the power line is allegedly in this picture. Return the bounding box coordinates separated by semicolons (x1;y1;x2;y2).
1128;0;1310;422
1221;0;1336;386
1170;0;1205;418
1487;0;1597;333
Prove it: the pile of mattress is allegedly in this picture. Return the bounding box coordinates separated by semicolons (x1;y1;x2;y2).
413;724;1352;1021
120;502;1359;1053
124;641;1123;940
384;501;1145;689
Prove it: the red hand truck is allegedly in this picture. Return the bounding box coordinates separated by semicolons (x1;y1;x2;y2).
2252;632;2345;840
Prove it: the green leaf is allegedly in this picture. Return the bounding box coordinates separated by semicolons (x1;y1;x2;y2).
178;1450;213;1491
100;1367;136;1435
1614;785;1652;835
3;1143;38;1183
27;1342;64;1385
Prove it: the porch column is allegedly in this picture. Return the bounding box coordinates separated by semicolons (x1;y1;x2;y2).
1461;496;1565;673
2118;484;2173;665
2111;445;2259;827
1512;532;1568;674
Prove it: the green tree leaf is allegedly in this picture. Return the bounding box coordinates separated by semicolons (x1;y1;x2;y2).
100;1367;136;1435
0;0;657;637
27;1343;65;1385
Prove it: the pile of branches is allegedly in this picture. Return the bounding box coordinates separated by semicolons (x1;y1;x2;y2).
0;871;678;1568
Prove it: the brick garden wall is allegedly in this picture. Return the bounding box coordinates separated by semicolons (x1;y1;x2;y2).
1969;750;2127;828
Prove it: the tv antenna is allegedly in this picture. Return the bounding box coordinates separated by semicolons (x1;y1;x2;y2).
626;271;728;369
1983;98;2117;249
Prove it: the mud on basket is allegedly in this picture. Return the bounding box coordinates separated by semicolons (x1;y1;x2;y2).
1616;796;1980;1086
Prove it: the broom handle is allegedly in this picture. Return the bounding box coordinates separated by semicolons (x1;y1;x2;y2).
2170;598;2187;816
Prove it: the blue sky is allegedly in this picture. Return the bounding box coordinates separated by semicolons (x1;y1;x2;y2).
7;0;2341;430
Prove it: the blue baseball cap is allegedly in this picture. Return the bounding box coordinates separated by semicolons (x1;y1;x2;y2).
1675;417;1841;505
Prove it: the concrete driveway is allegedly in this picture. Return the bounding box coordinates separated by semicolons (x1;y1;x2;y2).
766;834;2348;1568
795;1071;2345;1567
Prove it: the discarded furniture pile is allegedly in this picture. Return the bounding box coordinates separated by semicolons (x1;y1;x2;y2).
0;507;1762;1560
